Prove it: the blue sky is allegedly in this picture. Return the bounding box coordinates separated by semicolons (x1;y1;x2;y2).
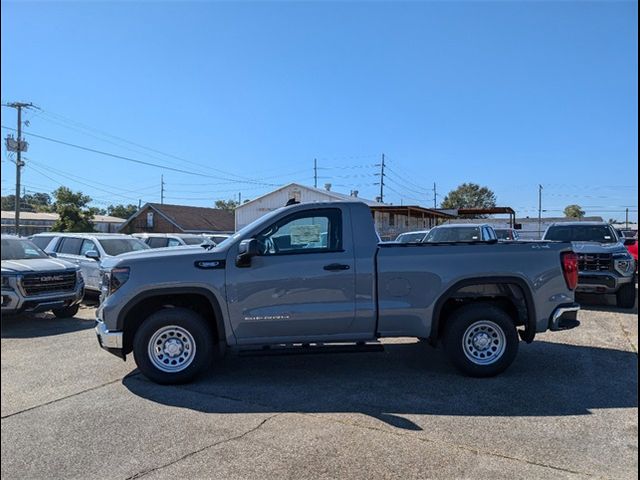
1;1;638;221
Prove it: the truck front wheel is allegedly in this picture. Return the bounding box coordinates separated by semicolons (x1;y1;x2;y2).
443;304;519;377
133;307;214;384
616;283;636;309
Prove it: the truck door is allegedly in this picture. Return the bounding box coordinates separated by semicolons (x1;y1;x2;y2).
225;207;358;342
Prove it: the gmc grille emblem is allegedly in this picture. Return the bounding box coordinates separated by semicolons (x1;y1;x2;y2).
40;275;64;282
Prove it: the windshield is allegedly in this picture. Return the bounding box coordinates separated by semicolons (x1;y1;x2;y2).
180;236;205;245
425;226;481;242
1;238;49;260
544;225;618;243
98;238;150;256
215;207;286;249
396;232;426;243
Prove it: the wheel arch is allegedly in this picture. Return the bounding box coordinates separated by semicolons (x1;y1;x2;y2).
430;276;537;344
117;287;227;355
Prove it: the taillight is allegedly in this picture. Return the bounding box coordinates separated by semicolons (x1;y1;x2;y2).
561;252;578;290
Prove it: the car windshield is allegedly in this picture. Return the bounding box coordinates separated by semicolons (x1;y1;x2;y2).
1;237;49;260
396;232;426;243
544;225;618;243
425;227;481;242
98;238;150;256
494;229;514;240
180;236;205;245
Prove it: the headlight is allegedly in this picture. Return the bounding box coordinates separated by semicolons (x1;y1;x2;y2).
614;254;634;275
1;275;13;291
108;267;130;295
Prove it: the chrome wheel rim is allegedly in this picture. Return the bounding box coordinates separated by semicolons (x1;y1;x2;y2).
462;320;506;365
148;325;196;373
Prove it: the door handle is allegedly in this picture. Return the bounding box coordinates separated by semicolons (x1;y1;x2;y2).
323;263;351;271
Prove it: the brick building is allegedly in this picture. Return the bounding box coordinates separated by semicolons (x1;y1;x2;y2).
117;203;234;235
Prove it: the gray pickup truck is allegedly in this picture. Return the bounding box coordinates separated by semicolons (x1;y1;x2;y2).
543;222;636;308
1;235;84;317
96;201;580;384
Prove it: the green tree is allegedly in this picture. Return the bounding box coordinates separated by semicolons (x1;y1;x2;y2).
441;183;497;213
1;192;53;212
50;187;96;232
214;199;240;211
107;203;138;219
563;204;585;218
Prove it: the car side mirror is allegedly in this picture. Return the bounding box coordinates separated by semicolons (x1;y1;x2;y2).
623;238;636;246
236;238;259;267
85;250;100;260
48;252;57;258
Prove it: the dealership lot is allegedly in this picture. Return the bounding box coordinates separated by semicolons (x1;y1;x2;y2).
1;293;637;480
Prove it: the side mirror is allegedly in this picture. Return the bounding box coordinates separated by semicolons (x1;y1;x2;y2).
85;250;100;260
48;252;57;258
623;238;636;246
236;238;259;267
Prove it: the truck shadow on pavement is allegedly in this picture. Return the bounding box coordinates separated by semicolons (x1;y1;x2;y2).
0;314;94;338
123;340;638;431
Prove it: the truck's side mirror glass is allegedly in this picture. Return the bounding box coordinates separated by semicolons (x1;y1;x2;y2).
236;239;259;267
85;250;100;260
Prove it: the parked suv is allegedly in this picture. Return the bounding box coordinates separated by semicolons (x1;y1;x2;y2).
1;235;84;317
424;224;497;242
32;233;149;293
494;228;520;241
395;230;430;243
133;233;206;249
543;222;636;308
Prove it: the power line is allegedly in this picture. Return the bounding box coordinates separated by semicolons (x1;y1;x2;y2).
1;125;281;187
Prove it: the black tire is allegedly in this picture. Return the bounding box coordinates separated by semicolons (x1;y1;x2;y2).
616;283;636;309
133;307;214;384
442;303;519;377
52;304;80;318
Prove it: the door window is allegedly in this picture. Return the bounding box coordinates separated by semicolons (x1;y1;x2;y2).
256;209;342;255
148;237;168;248
167;238;182;247
80;239;99;256
57;237;83;255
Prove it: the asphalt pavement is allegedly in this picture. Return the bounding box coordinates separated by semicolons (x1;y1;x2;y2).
1;292;637;479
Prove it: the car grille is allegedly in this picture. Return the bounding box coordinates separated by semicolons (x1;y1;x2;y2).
577;253;612;272
20;271;77;296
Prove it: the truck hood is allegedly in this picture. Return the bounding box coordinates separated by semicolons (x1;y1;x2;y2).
1;257;77;274
101;245;226;269
570;242;629;255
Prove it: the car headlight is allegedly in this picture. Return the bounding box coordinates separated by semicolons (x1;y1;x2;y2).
614;254;634;275
104;267;130;296
1;275;13;291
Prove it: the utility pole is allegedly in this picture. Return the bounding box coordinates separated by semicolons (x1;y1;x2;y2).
238;192;242;204
160;175;165;204
626;208;629;229
4;102;35;235
538;184;543;239
433;183;437;209
313;159;318;188
138;199;142;209
379;154;386;203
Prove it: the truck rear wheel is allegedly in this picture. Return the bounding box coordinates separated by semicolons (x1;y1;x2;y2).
443;304;519;377
133;307;214;384
616;283;636;309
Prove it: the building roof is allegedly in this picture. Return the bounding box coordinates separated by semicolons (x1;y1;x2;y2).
370;205;455;218
1;210;125;223
118;203;235;233
237;183;384;209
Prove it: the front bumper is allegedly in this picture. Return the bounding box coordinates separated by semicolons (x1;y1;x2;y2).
549;303;581;331
1;288;83;315
95;319;125;359
576;272;634;294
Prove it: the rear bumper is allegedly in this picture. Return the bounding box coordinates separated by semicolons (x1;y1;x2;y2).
549;303;581;331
